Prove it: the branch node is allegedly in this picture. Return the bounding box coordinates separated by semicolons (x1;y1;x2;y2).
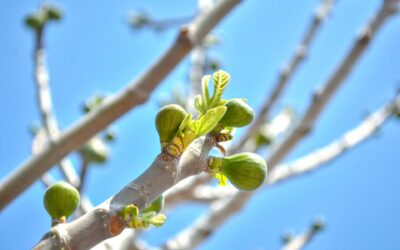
108;215;125;236
178;26;194;49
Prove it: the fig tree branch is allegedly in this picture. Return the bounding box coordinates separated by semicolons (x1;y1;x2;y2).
34;135;217;250
282;223;324;250
0;0;242;211
162;0;336;208
162;2;398;248
33;25;80;187
229;0;334;154
268;99;396;186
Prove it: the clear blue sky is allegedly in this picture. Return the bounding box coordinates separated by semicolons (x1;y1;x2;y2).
1;0;400;249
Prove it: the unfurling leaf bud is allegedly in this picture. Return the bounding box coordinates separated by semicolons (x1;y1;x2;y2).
219;99;254;128
80;137;109;164
155;104;187;147
149;214;167;227
43;182;80;222
218;153;267;191
142;195;164;214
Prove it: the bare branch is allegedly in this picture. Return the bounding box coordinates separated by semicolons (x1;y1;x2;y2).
34;26;80;187
282;218;326;250
282;230;317;250
266;0;398;170
0;0;242;211
162;2;398;248
229;0;334;154
282;231;315;250
164;174;212;209
268;100;395;185
77;159;89;192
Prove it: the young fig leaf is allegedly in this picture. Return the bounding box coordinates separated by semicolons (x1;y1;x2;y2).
177;113;193;137
194;95;204;113
194;106;227;137
142;195;164;214
201;75;211;106
208;70;230;108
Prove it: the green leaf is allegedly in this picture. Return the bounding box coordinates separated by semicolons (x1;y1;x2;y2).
201;75;211;106
208;70;230;108
142;195;164;214
141;211;157;220
150;214;167;227
177;114;193;136
194;106;227;137
194;95;204;113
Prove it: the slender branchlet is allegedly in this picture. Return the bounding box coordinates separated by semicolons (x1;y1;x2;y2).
229;0;335;155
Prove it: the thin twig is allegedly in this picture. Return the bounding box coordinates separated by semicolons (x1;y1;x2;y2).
229;0;334;154
0;0;243;211
33;26;80;187
78;159;89;192
268;98;395;185
282;229;317;250
161;2;398;248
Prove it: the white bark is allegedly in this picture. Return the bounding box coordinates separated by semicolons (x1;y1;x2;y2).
162;2;398;248
0;0;242;211
162;0;336;208
34;28;80;187
34;135;217;250
229;0;334;154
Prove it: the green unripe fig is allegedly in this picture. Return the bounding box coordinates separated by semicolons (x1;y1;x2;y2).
220;153;267;191
43;182;80;222
142;195;164;214
80;137;109;164
155;104;187;147
219;99;254;128
25;15;43;30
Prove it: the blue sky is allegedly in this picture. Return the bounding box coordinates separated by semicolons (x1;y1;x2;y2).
1;0;400;249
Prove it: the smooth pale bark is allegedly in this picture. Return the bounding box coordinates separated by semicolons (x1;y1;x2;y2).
163;0;336;209
229;0;334;155
34;27;80;187
34;136;216;250
162;1;399;248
